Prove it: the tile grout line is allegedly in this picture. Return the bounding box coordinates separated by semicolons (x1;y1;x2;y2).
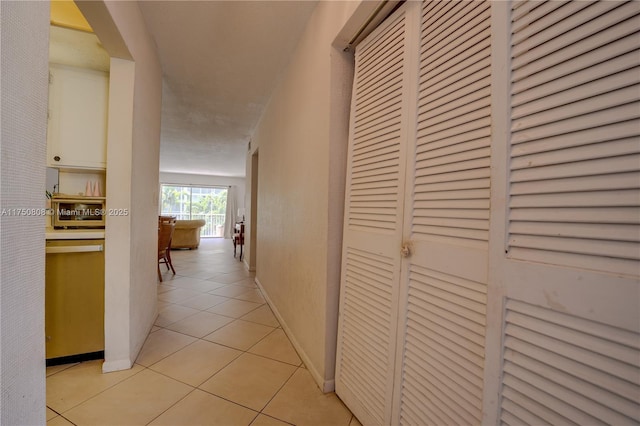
254;365;305;424
47;364;150;419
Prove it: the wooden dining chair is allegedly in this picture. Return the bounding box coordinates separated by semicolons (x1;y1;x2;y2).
158;216;176;281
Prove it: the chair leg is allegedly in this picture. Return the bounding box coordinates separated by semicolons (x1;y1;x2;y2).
158;264;163;282
167;252;176;275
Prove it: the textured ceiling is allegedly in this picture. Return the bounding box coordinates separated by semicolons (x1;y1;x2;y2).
138;1;318;177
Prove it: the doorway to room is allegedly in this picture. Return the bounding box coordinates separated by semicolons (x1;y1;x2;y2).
249;150;259;271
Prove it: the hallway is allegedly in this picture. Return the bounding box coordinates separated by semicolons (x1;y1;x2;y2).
46;238;358;425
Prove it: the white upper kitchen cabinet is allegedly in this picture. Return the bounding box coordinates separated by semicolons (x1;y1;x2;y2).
47;63;109;170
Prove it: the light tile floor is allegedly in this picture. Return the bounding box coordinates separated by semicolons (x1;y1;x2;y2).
46;238;362;426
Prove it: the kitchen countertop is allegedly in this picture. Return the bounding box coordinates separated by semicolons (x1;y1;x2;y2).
46;228;105;240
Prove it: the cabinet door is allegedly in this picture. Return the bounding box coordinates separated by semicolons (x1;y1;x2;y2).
335;3;420;424
47;64;108;170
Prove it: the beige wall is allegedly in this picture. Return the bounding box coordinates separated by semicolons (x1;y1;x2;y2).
79;0;163;371
247;0;367;391
108;1;163;370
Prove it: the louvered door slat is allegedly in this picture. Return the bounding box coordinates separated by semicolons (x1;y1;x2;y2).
502;299;640;425
510;222;639;242
507;0;640;279
501;394;559;426
503;373;602;426
511;2;636;63
511;139;640;169
512;69;640;120
508;299;640;348
506;338;639;399
414;198;490;211
505;349;639;421
353;114;403;140
512;33;639;94
420;3;490;72
354;95;402;128
353;157;401;175
417;116;492;147
415;188;490;201
415;167;490;186
355;88;403;124
420;98;491;133
511;189;640;208
356;21;404;76
408;307;485;354
510;153;640;182
512;6;640;80
511;0;543;21
417;146;491;169
419;34;491;97
407;335;483;401
420;0;463;37
511;1;595;46
417;176;490;192
416;157;491;180
511;102;640;145
510;1;567;33
513;53;639;107
509;235;638;261
341;326;387;373
357;69;403;109
419;78;491;123
352;132;400;156
511;120;639;155
410;302;486;365
501;306;640;422
510;206;640;224
512;87;639;132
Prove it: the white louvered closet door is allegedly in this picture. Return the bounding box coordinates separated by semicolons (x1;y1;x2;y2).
485;1;640;424
335;3;420;425
391;1;492;425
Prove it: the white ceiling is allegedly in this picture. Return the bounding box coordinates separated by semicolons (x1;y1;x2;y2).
137;1;318;177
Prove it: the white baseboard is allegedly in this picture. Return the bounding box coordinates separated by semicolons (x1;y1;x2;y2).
254;277;334;393
102;358;132;373
103;307;157;374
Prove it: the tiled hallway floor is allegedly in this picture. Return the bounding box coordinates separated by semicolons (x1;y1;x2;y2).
46;238;360;426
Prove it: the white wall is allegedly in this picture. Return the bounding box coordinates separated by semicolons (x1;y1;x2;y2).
0;1;49;423
78;0;163;372
247;1;370;391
